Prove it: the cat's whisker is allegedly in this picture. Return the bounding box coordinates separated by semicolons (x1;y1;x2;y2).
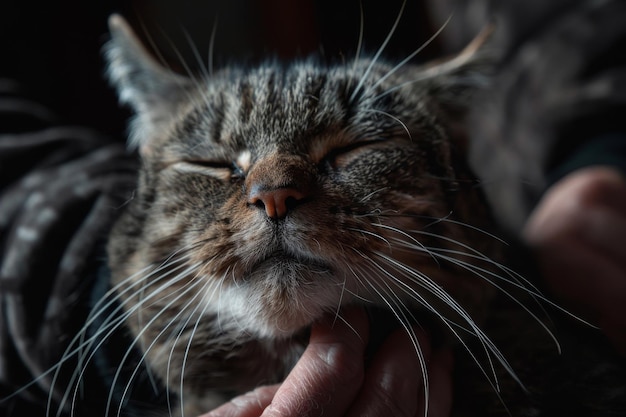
129;18;211;123
352;236;516;391
177;275;226;417
348;252;431;415
116;273;212;417
349;0;407;104
407;229;597;329
178;27;223;114
424;245;551;303
151;23;217;112
207;17;218;78
102;262;205;417
433;249;563;347
349;0;365;79
75;254;195;359
369;14;453;94
347;227;392;249
370;222;440;267
372;72;442;102
357;248;470;332
344;263;376;304
66;264;195;414
331;311;365;342
362;109;412;140
126;272;217;417
162;272;222;416
357;187;391;204
57;252;201;415
332;273;350;328
44;256;195;416
367;250;517;393
380;210;509;245
182;27;210;82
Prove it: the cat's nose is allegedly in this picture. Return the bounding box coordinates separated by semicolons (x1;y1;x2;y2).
245;153;315;219
247;186;307;219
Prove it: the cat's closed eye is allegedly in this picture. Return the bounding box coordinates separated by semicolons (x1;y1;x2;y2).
173;159;245;181
319;137;389;169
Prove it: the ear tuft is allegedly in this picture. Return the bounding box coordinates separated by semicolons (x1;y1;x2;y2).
105;14;193;151
421;24;497;107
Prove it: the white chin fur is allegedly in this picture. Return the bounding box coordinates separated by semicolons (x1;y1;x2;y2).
206;271;343;339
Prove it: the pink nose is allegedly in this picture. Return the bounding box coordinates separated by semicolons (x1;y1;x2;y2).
247;186;307;219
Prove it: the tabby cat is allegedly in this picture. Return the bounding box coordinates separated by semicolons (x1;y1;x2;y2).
59;13;626;417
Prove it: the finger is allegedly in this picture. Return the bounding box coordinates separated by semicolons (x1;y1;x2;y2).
200;385;280;417
536;239;626;353
260;308;370;417
574;167;626;211
538;240;626;314
346;327;432;417
579;207;626;262
525;166;626;261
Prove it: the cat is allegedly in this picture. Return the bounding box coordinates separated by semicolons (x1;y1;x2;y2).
42;12;626;417
102;12;501;416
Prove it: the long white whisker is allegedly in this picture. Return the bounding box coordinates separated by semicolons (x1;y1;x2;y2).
163;268;222;416
182;27;211;82
208;17;219;77
428;250;565;353
371;222;440;266
373;250;519;390
347;227;391;249
102;262;204;417
362;109;412;139
357;238;519;392
177;276;223;417
332;273;349;328
116;271;215;417
369;14;453;93
57;258;199;416
349;0;407;103
351;0;365;72
411;230;597;329
349;251;430;415
46;257;193;416
416;212;509;245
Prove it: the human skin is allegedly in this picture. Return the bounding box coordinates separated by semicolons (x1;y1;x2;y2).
524;166;626;355
200;308;454;417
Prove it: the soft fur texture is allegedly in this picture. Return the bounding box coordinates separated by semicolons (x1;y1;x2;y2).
105;14;501;415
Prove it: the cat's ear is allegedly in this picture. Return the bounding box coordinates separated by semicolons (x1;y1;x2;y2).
106;14;193;153
420;25;496;108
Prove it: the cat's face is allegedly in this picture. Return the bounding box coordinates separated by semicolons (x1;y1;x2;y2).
105;15;496;397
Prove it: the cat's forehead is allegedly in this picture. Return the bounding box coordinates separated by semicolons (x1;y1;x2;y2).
168;59;420;158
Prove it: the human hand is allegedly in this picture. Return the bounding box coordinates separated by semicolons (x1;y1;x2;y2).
524;166;626;354
200;308;454;417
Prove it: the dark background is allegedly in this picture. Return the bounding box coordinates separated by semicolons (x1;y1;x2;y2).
0;0;442;139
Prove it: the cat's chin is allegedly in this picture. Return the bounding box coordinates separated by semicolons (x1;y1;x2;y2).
214;257;346;339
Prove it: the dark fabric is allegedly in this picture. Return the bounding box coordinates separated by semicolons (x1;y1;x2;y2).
0;81;139;415
429;0;626;233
